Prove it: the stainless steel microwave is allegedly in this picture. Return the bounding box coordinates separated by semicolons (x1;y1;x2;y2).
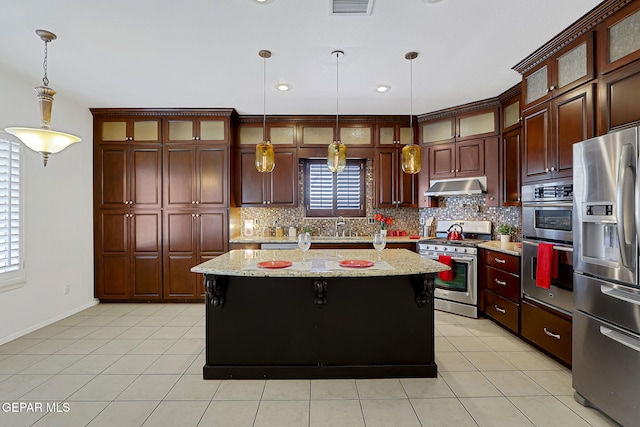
522;181;574;243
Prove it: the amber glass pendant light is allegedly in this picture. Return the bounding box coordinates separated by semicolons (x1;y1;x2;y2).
5;30;81;167
327;50;346;173
401;51;421;174
255;50;275;173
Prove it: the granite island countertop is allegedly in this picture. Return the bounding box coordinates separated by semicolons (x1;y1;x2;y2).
477;241;522;256
191;249;448;278
230;236;425;244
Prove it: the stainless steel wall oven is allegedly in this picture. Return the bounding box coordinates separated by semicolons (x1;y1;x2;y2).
521;181;574;315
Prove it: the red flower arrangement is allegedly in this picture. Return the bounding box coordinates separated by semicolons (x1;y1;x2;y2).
373;213;394;230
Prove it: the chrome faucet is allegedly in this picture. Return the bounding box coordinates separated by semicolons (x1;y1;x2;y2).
335;216;346;237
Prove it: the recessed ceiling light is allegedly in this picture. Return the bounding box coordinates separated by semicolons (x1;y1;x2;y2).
276;83;291;91
253;0;275;4
376;85;391;93
421;0;444;3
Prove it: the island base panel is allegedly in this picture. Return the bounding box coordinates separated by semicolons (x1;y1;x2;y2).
204;274;437;379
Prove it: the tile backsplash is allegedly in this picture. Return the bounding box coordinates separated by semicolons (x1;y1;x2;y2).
419;195;522;241
231;160;521;241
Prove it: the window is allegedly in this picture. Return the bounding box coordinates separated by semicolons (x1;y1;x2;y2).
0;136;23;291
304;159;366;217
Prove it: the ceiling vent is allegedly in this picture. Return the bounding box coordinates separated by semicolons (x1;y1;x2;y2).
331;0;373;15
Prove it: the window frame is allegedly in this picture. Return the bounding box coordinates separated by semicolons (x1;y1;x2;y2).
0;135;24;292
304;158;366;218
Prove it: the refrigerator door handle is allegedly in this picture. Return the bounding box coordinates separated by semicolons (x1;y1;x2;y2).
615;143;635;269
600;285;640;306
600;326;640;353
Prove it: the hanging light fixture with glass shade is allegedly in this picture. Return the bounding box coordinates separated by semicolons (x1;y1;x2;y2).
327;50;346;173
401;51;422;174
255;49;275;173
5;30;81;167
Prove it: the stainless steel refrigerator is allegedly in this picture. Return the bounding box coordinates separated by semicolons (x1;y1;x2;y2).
573;126;640;427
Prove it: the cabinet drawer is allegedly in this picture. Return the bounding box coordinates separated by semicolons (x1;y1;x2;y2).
486;266;520;302
521;300;572;365
485;250;520;274
485;290;519;333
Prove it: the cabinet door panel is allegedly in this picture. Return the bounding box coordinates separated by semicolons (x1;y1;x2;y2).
397;154;417;207
502;130;521;206
100;212;128;252
553;85;594;178
376;149;395;206
456;140;484;177
484;137;500;207
164;147;195;207
238;150;266;206
164;211;197;299
599;60;640;133
522;106;550;183
199;211;228;255
98;255;130;299
165;256;197;298
97;146;128;208
131;147;162;208
197;146;227;206
132;212;161;253
269;150;297;206
429;144;455;180
132;255;162;298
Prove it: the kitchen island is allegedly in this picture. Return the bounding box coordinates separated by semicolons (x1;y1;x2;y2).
191;249;448;379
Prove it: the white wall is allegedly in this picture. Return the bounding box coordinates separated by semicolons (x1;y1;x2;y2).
0;68;96;344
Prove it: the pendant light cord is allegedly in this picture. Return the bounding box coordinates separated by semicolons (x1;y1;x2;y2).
335;51;339;141
410;56;413;145
262;53;267;142
42;39;49;86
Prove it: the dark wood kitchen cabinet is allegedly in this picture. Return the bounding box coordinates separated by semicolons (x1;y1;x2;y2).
521;32;594;111
164;116;229;144
375;147;417;208
521;298;573;366
522;83;595;184
596;0;640;76
236;148;298;207
163;209;228;299
92;108;235;302
598;59;640;133
163;144;229;208
420;107;499;145
95;210;162;300
428;139;485;181
482;249;521;333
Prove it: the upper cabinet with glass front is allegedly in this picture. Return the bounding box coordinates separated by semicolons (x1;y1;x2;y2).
98;117;161;143
419;106;499;145
237;122;297;147
521;32;594;110
164;117;229;144
597;1;640;74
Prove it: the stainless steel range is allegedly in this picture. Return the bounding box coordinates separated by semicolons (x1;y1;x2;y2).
418;220;492;318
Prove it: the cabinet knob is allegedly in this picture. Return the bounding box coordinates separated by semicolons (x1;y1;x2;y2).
192;201;196;204
192;214;196;217
549;85;556;91
450;170;454;173
489;196;495;200
494;305;506;314
195;201;200;204
455;169;459;172
263;201;267;205
550;167;556;172
545;168;549;173
196;136;201;141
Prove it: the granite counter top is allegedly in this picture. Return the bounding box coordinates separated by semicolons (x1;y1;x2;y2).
191;249;448;278
230;236;424;244
478;241;522;256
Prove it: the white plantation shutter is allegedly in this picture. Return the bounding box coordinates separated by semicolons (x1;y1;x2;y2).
0;136;23;289
306;159;365;217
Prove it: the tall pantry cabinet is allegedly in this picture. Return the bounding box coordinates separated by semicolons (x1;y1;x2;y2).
92;109;235;301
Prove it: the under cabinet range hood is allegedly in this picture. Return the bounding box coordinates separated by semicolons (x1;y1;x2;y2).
424;176;487;197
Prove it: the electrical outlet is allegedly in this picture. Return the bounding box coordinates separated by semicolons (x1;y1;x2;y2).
254;219;259;226
367;217;375;224
64;285;70;295
419;217;425;225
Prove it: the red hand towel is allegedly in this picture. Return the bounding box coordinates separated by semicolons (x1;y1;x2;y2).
438;255;453;281
536;243;558;289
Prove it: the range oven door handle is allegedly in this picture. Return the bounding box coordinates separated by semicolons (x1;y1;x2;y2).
600;326;640;353
424;256;474;263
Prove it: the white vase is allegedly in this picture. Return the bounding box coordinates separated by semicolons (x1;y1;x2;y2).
500;234;511;244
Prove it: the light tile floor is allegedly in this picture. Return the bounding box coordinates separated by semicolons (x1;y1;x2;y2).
0;304;622;427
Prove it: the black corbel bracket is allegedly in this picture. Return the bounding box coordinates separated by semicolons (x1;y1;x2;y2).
205;275;226;308
413;274;435;308
314;280;327;307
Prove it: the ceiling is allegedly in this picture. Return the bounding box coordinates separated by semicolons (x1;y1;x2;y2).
0;0;602;117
